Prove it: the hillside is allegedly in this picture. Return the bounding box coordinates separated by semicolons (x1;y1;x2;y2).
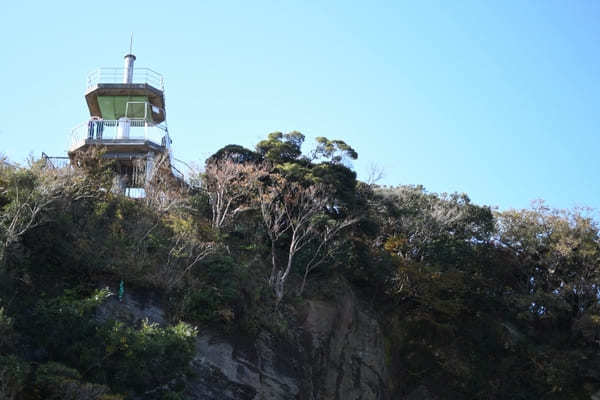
1;133;599;399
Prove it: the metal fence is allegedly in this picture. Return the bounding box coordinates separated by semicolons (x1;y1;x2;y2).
70;119;170;152
43;155;70;169
87;67;164;91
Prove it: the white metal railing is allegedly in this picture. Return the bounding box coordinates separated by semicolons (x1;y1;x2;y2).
87;68;164;91
41;153;70;169
69;119;170;152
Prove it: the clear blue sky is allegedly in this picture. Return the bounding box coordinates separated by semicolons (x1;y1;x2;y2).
2;1;599;212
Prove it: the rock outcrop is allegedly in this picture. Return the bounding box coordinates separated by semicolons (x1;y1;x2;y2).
96;284;389;400
301;294;388;400
186;331;301;400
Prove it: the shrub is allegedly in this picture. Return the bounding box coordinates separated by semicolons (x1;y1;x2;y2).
0;355;30;400
0;306;15;353
29;288;111;360
34;361;122;400
179;255;242;325
87;319;197;394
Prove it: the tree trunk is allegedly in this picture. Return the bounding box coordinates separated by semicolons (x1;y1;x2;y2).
269;239;277;287
299;266;309;296
274;270;285;305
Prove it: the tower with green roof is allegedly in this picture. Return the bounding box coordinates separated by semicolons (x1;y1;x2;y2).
68;52;181;195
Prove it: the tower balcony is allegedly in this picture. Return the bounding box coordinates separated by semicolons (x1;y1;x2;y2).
85;67;166;123
69;118;171;154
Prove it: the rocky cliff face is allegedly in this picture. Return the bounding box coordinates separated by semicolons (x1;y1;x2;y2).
97;285;389;400
299;296;388;400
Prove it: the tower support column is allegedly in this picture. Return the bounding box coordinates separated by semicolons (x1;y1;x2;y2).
145;151;155;185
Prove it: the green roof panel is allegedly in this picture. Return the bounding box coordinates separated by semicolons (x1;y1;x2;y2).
97;95;149;120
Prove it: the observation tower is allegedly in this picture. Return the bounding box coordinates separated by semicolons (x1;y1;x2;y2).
68;52;182;195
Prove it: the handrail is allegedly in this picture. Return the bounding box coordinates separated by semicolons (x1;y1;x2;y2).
171;164;184;181
70;118;170;152
87;67;165;91
41;152;70;169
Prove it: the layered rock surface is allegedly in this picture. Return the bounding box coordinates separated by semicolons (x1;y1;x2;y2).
96;285;389;400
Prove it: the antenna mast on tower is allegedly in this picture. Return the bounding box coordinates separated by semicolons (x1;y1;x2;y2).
123;33;136;84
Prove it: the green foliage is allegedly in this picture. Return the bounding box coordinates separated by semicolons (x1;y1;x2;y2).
3;147;600;399
28;288;111;361
34;361;121;400
378;195;600;398
256;131;305;163
69;147;116;190
309;162;358;210
84;319;196;394
253;132;361;214
0;355;30;400
0;306;15;353
206;144;262;165
312;136;358;164
375;185;494;264
179;255;243;326
0;157;204;397
14;287;194;397
188;190;212;219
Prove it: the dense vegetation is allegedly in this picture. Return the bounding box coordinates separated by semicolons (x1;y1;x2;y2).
1;133;599;399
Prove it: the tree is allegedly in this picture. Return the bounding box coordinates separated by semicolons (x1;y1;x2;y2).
255;173;356;302
261;180;328;302
143;153;188;214
206;144;262;165
312;136;358;164
0;177;53;265
256;131;305;163
309;161;358;211
366;163;385;186
254;133;361;213
0;356;29;400
160;228;218;290
376;185;494;264
496;201;600;319
298;214;357;295
202;159;262;230
0;158;106;266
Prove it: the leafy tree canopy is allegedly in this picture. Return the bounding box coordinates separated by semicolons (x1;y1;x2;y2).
312;136;358;164
206;144;262;165
256;131;305;163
